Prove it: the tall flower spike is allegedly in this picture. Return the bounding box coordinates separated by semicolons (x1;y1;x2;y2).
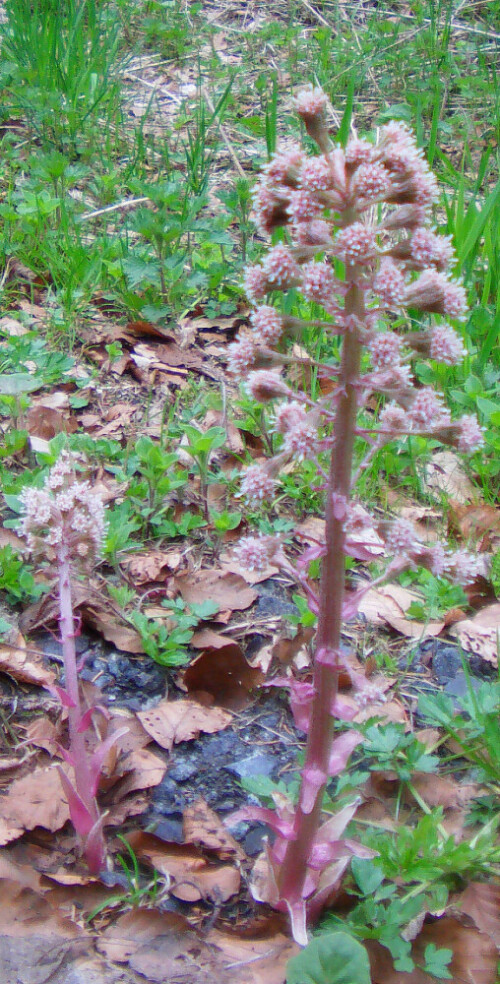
229;99;483;945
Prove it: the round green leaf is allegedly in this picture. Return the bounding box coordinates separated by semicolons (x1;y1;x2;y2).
286;932;371;984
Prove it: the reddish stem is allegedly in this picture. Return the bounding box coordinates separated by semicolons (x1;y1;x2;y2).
57;539;102;867
277;257;364;913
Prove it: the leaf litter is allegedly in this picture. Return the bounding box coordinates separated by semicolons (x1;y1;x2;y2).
0;11;499;984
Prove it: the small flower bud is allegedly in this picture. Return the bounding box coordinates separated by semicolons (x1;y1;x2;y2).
292;85;332;150
247;370;291;402
334;223;376;265
240;464;276;505
262;244;302;290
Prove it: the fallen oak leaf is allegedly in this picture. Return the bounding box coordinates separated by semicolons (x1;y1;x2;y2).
175;568;258;612
137;698;232;752
0;764;70;834
456;881;500;947
124;832;240;903
183;644;265;710
0;634;56;687
358;583;444;639
183;798;246;860
448;603;500;666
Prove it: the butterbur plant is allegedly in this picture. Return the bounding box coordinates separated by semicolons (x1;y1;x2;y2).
228;87;484;944
19;451;125;873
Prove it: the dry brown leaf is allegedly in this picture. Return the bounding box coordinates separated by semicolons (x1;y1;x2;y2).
98;908;232;984
124;832;240;903
272;625;315;665
108;746;166;802
449;502;500;550
449;603;500;665
207;927;299;984
26;404;76;440
0;634;56;687
457;882;500;947
183;798;246;860
191;627;232;649
0;818;25;846
183;644;264;710
358;584;444;639
405;773;481;810
83;604;145;654
175;568;258;611
424;449;477;503
220;552;280;585
121;549;182;585
0;878;92;984
0;765;69;834
368;915;498;984
23;716;60;754
137;698;232;751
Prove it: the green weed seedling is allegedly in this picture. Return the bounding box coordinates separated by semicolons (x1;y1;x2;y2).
398;568;469;622
128;597;218;668
418;675;500;789
121;436;190;538
0;545;47;604
87;834;159;922
179;424;226;518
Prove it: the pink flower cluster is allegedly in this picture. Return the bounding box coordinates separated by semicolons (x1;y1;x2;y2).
20;451;106;562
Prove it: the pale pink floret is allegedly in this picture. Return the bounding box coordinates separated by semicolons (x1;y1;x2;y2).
292;85;330;122
455;414;484;453
429;324;466;365
262;245;302;290
263;143;305;186
334;223;376;264
301;261;337;311
227;336;257;378
299;156;335;192
247;370;290;401
368;331;402;368
373;258;406;306
20;454;105;561
244;264;269;303
46;453;74;490
426;542;450;578
274;400;308;434
385;517;418;554
250;305;283;346
236;535;278;572
378;403;407;433
293;219;332;247
410;228;454;270
409;388;451;428
412;165;439;206
383;204;428;231
352;162;391;202
443;280;468;319
283;419;319;459
345;137;374;166
448;549;482;586
19;486;53;528
287;189;323;224
404;270;467;318
240;464;276;504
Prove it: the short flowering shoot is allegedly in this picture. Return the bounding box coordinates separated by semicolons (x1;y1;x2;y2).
18;450;121;874
226;86;484;945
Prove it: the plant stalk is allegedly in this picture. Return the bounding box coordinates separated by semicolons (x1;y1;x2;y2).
278;262;364;909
